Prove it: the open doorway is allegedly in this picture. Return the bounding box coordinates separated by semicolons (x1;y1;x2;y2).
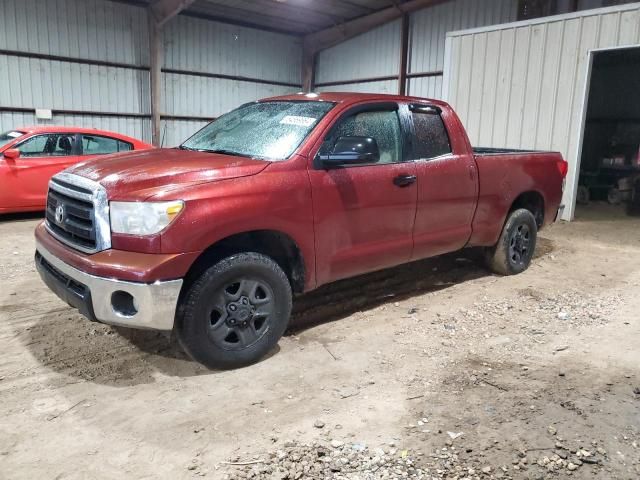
576;46;640;221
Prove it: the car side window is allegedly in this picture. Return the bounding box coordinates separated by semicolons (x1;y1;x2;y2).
410;108;452;160
17;134;74;157
323;110;402;164
81;135;132;155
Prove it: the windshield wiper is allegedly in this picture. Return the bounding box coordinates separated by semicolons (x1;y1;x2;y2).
202;148;243;156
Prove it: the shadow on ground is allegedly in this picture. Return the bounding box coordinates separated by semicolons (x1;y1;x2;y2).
20;239;554;386
0;211;45;223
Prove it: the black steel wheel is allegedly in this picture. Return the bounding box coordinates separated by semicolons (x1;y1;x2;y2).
207;278;274;350
177;252;292;369
485;208;538;276
508;223;532;268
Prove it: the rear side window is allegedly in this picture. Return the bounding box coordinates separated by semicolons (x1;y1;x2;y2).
81;135;132;155
410;108;451;160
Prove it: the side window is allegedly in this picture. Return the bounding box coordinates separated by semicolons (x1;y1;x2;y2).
51;135;75;156
324;110;402;164
17;134;74;157
17;135;50;157
118;140;133;152
410;109;452;160
81;135;132;155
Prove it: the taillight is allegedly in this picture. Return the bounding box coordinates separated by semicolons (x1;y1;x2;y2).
557;160;568;178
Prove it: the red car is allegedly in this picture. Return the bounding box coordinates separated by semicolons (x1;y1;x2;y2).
0;127;152;213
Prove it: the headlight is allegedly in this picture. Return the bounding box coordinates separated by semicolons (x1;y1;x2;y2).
110;200;184;235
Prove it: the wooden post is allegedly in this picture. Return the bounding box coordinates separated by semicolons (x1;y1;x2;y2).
398;13;409;95
148;12;162;147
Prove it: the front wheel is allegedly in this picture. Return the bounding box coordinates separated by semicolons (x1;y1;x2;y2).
176;252;292;369
485;208;538;276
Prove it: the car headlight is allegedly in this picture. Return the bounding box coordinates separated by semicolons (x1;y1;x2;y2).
110;200;184;235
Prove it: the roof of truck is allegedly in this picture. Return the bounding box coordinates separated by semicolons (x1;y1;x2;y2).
263;91;450;107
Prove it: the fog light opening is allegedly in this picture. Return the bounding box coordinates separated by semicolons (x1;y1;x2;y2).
111;291;138;317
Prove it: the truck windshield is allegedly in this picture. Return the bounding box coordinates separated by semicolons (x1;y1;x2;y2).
0;130;25;148
180;101;335;160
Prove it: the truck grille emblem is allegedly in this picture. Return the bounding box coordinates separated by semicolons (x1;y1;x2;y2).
54;204;65;224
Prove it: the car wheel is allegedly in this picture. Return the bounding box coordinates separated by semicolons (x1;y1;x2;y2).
607;187;622;205
176;252;292;369
576;185;590;205
485;208;538;276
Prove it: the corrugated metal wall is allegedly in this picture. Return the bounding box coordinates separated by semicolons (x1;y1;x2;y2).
0;0;152;139
408;0;517;98
161;15;301;146
443;4;640;220
316;20;401;94
0;0;302;147
315;0;517;97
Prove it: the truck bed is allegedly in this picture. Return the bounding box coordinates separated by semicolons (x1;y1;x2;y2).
473;147;555;156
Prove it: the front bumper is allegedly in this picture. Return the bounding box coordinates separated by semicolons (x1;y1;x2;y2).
35;241;182;330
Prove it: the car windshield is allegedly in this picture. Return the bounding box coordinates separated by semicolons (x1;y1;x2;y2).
0;130;25;149
180;101;335;160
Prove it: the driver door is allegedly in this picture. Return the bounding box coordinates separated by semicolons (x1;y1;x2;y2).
308;103;418;286
3;133;79;209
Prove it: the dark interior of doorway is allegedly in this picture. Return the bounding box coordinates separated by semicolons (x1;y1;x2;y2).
576;46;640;219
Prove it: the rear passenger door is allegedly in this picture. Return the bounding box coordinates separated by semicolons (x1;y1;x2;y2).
409;104;478;260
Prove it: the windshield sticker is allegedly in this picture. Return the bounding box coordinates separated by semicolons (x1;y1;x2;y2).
280;116;317;127
7;131;22;138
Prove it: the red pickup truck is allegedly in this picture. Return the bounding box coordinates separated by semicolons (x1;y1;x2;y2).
35;93;567;369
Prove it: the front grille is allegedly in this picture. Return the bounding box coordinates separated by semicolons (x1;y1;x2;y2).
45;172;111;254
46;188;96;250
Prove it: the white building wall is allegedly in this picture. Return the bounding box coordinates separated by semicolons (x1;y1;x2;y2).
443;4;640;220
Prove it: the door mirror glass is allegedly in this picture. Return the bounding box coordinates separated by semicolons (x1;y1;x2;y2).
3;148;20;161
319;136;380;167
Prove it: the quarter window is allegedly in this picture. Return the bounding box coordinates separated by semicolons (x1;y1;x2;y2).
326;110;402;164
410;109;451;160
81;135;132;155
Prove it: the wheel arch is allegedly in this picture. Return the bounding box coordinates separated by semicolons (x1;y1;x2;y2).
180;230;306;298
509;191;545;228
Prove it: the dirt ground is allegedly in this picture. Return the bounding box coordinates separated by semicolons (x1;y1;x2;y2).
0;204;638;479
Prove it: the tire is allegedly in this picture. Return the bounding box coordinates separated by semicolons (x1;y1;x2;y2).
176;252;292;369
607;187;622;205
576;185;590;205
485;208;538;276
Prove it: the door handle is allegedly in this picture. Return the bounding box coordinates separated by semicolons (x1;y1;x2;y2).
393;174;417;187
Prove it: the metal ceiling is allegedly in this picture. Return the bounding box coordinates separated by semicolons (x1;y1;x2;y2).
118;0;399;35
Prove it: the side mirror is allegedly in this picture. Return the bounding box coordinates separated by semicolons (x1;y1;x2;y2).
3;148;20;162
319;136;380;167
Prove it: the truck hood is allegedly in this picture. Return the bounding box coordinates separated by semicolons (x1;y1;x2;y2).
66;148;269;199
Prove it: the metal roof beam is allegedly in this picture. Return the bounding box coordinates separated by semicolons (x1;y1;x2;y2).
150;0;197;26
304;0;450;54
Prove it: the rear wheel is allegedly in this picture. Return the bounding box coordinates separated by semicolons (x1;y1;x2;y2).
485;208;537;276
176;252;292;369
577;185;590;205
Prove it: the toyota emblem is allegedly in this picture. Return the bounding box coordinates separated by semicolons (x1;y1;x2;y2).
54;204;65;224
